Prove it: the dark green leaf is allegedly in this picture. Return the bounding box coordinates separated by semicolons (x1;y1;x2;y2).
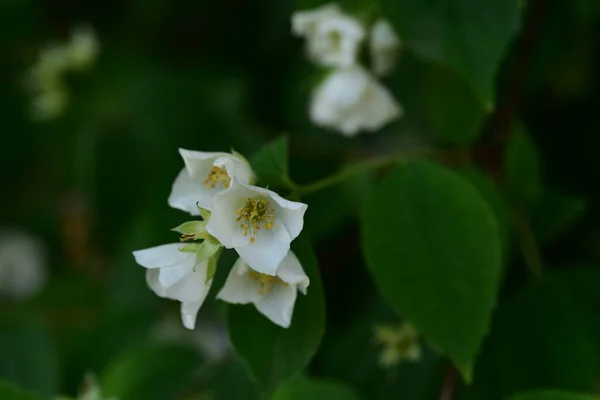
271;377;362;400
101;343;203;400
531;189;587;244
0;319;60;398
504;126;543;207
228;235;325;394
0;381;40;400
362;161;502;380
381;0;521;106
508;391;600;400
250;136;291;188
426;66;487;145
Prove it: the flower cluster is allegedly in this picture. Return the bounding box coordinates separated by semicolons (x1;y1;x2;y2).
292;3;402;136
26;24;99;121
373;323;422;368
133;149;309;329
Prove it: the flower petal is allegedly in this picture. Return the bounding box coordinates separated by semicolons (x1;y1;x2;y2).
146;269;167;297
254;283;298;328
235;220;291;275
165;260;212;302
167;168;211;214
133;243;191;269
206;179;252;248
180;299;204;330
179;148;226;181
215;155;254;185
216;258;261;304
158;260;194;288
276;251;310;294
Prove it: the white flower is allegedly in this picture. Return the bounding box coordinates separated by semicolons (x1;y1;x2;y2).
0;230;47;299
168;149;254;214
370;19;401;76
292;3;365;68
217;251;309;328
310;66;402;136
67;24;100;71
206;179;307;275
133;243;215;329
374;323;421;368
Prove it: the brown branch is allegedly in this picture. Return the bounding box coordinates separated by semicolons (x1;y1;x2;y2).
439;365;459;400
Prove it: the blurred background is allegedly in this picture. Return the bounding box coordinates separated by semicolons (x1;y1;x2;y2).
1;0;600;399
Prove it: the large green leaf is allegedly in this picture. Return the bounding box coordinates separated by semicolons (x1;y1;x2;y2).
0;381;40;400
271;377;362;400
0;319;60;398
101;343;203;400
362;161;502;381
381;0;521;106
504;126;543;207
508;390;600;400
531;189;587;244
227;235;325;395
250;136;292;188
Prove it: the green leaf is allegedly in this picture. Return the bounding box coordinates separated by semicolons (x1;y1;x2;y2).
381;0;521;106
531;189;587;244
227;235;325;395
362;161;502;380
250;136;292;188
508;391;600;400
426;66;488;145
504;126;543;207
0;319;60;398
271;377;362;400
101;343;203;400
0;381;40;400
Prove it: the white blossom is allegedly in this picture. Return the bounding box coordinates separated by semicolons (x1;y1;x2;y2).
206;179;307;276
0;230;47;299
217;251;309;328
168;149;254;214
292;3;365;68
67;24;100;71
132;243;215;329
310;66;402;136
374;323;421;368
370;19;401;76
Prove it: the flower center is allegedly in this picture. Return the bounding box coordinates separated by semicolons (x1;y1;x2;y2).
248;269;288;295
204;166;231;189
329;30;342;51
236;197;275;243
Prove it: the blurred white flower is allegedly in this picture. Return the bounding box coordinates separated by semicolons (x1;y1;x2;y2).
0;230;46;299
374;323;421;368
310;66;402;136
77;374;117;400
132;243;215;329
31;85;68;121
168;149;255;214
217;251;309;328
292;3;365;68
206;179;307;276
370;19;401;76
67;25;100;71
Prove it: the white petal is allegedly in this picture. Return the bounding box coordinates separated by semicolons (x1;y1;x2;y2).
291;3;341;36
180;299;203;330
307;14;365;68
167;168;208;214
205;179;252;248
276;251;310;294
369;19;401;76
236;220;291;275
146;269;168;297
215;155;254;184
133;243;191;269
165;260;212;302
179;148;226;180
254;283;297;328
216;258;261;304
158;261;194;288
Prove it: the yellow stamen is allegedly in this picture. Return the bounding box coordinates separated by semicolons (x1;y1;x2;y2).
237;197;275;242
204;166;231;189
248;269;286;295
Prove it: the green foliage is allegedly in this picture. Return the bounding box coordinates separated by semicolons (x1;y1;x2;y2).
271;377;362;400
100;343;203;400
362;161;502;380
250;136;292;189
0;381;40;400
381;0;522;106
227;235;325;395
531;189;587;244
426;66;487;145
508;391;600;400
505;126;543;207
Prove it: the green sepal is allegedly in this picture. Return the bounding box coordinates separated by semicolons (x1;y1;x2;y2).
195;204;212;221
195;240;222;264
205;247;223;284
171;220;206;235
178;243;201;253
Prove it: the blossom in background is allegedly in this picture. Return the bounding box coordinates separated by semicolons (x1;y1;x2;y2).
0;230;47;299
133;243;216;329
292;3;365;68
310;66;402;136
374;323;422;368
27;24;99;121
370;19;401;77
217;251;309;328
168;149;254;213
206;179;307;275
